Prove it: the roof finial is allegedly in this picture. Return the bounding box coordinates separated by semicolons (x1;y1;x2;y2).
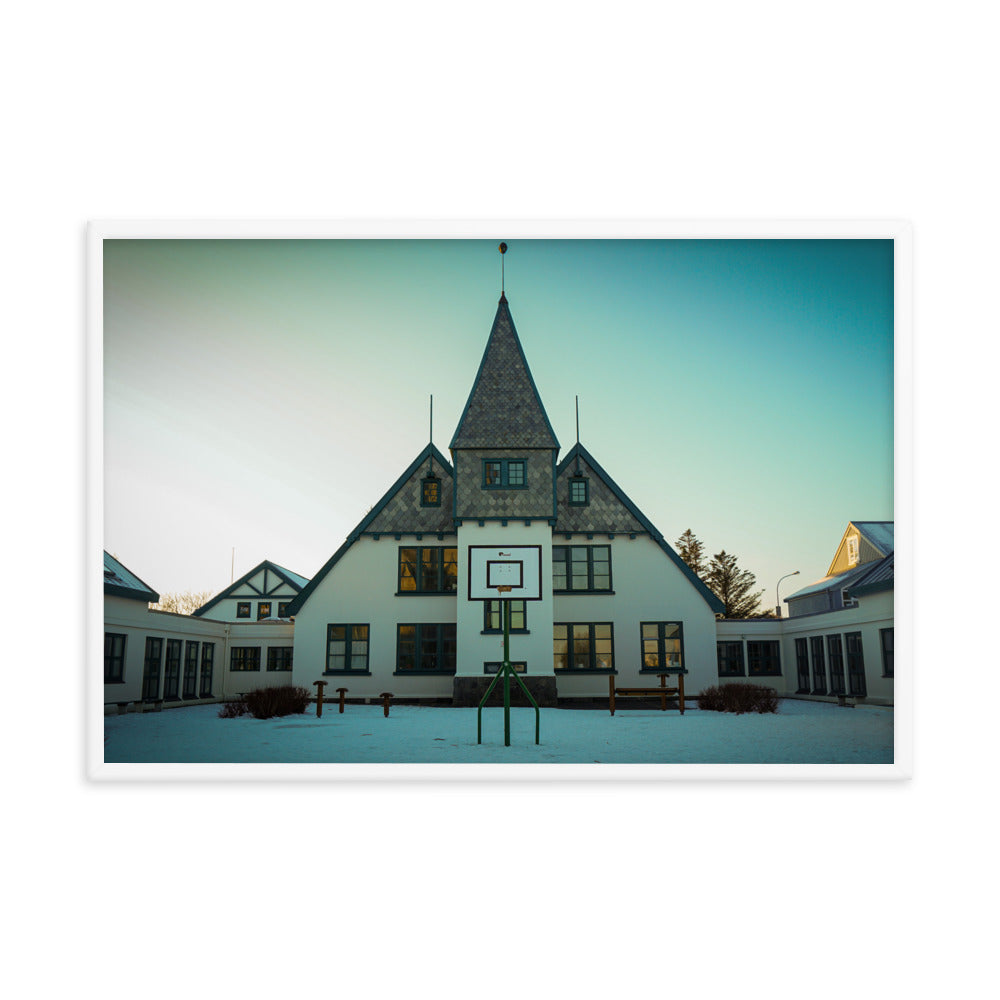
575;395;581;473
499;241;507;300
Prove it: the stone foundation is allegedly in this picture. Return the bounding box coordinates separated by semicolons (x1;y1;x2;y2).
452;675;559;708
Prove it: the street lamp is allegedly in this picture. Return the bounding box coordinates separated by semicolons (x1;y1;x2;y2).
776;570;800;617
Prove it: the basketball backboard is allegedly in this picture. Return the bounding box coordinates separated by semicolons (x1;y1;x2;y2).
467;545;543;601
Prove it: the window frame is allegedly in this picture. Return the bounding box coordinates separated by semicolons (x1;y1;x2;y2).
199;642;215;697
880;627;894;678
845;630;867;696
182;640;200;698
397;546;459;595
236;601;251;619
827;634;846;695
640;621;685;673
794;637;810;693
267;646;294;672
277;602;290;618
104;632;127;684
568;476;589;506
716;640;745;677
230;646;262;672
483;599;527;634
325;623;371;675
421;475;442;507
552;544;613;593
746;640;782;677
481;458;528;490
142;636;163;701
553;622;615;673
257;602;272;620
810;635;827;694
395;623;457;675
164;639;182;699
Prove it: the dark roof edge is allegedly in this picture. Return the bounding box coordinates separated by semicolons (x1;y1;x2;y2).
556;443;725;615
285;443;454;616
105;583;159;603
193;559;309;617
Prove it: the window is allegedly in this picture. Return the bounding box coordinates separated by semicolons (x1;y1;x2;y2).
717;641;744;677
104;632;126;684
142;637;163;701
846;535;859;567
278;602;290;618
230;646;261;672
326;624;370;673
257;602;272;620
841;588;857;608
398;547;458;594
827;635;846;695
880;628;894;677
845;631;867;696
568;476;589;505
421;476;441;507
236;602;251;618
485;661;527;674
199;643;215;697
747;640;781;677
267;647;294;672
183;641;199;698
641;622;684;671
553;623;614;672
482;458;527;489
396;624;457;674
794;638;810;692
552;545;612;592
164;639;182;698
810;636;827;694
484;599;526;632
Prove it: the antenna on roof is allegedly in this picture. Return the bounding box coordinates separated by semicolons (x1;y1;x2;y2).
499;242;507;296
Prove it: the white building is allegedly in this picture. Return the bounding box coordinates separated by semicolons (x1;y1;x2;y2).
104;297;894;710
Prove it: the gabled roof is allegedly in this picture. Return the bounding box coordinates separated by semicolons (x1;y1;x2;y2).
786;564;871;602
104;551;159;603
847;552;894;597
555;444;725;615
853;521;894;555
285;443;455;617
450;295;559;450
193;559;310;617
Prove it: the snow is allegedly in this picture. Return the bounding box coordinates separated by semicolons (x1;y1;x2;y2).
102;698;894;774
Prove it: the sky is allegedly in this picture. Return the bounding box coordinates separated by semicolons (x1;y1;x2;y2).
102;237;894;605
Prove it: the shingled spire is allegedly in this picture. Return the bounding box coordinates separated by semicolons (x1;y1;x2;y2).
450;295;560;450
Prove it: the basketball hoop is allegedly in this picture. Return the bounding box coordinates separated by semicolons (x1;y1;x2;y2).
495;585;513;594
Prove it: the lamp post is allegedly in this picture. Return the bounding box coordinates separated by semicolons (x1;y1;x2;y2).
776;570;800;618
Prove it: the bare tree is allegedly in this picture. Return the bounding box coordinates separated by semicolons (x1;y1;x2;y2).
150;591;214;615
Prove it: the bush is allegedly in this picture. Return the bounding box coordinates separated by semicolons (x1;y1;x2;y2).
698;683;778;715
242;685;311;720
218;699;248;718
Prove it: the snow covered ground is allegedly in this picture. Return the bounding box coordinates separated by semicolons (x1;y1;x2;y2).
102;698;893;772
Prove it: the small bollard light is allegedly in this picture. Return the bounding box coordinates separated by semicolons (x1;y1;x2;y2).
313;680;327;718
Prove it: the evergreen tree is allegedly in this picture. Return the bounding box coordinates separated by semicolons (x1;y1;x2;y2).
676;528;706;578
705;550;765;618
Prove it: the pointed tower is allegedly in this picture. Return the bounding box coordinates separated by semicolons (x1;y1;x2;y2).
450;292;559;706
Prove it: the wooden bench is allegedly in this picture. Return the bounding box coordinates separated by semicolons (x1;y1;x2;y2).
609;672;685;716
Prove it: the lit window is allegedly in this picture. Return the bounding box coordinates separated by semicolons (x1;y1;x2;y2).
257;602;272;620
846;536;859;566
421;476;441;507
326;624;370;674
398;547;458;594
641;622;683;671
553;622;614;671
236;602;251;618
482;459;527;489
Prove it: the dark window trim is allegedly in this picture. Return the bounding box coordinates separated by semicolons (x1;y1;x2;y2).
746;639;782;677
104;632;127;684
794;637;810;693
716;640;745;677
199;642;215;698
552;544;613;593
163;639;183;700
325;623;371;675
481;457;528;490
845;630;867;696
640;621;684;673
267;646;294;672
880;627;894;678
394;623;457;675
397;546;459;595
827;634;846;695
236;601;251;618
257;602;272;621
230;646;262;672
568;476;589;506
553;621;615;673
277;602;290;618
810;635;828;694
421;475;442;507
142;636;163;702
483;598;528;634
182;640;200;699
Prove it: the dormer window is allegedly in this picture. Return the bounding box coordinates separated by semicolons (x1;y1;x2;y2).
421;476;441;507
482;458;527;489
846;535;859;567
569;476;589;506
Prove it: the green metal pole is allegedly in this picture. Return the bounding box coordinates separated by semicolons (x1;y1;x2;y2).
503;598;511;747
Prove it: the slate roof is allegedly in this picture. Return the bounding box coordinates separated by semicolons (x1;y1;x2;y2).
450;295;559;450
104;551;160;603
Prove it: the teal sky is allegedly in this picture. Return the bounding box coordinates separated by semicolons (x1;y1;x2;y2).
103;238;894;606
